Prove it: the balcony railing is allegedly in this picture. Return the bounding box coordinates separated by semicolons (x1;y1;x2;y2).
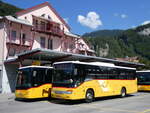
6;38;20;45
32;24;64;37
21;38;32;46
6;37;32;47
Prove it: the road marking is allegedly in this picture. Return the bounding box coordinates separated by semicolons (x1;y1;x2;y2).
139;109;150;113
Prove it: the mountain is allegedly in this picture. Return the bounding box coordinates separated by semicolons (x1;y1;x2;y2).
0;0;22;16
83;30;124;37
136;23;150;36
83;25;150;69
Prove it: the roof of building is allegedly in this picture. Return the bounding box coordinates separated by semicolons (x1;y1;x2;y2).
16;2;70;30
64;32;80;38
4;16;32;26
4;48;145;68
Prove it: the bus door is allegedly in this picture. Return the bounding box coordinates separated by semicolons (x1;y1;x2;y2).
32;68;52;97
73;64;86;94
44;68;52;96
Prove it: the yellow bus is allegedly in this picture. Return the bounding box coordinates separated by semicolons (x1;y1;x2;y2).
15;66;53;99
137;70;150;91
51;61;137;102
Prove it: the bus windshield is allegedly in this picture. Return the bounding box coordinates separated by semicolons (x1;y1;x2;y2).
53;63;73;84
137;72;150;85
16;68;32;89
53;63;85;88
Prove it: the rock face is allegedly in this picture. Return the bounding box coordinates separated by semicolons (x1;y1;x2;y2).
138;28;150;36
99;43;109;57
136;23;150;36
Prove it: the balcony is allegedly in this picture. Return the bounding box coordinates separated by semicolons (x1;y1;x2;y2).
21;38;32;47
6;38;20;45
32;23;64;37
6;37;32;47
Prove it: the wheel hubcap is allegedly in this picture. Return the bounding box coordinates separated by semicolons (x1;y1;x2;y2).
122;92;125;97
87;93;93;99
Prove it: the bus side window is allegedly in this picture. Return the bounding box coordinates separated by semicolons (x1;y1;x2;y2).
32;70;37;86
74;68;78;76
45;69;52;83
76;64;85;82
32;69;45;86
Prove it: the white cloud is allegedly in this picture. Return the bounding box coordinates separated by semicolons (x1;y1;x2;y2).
77;12;102;29
114;13;128;19
141;20;150;25
63;18;69;23
121;14;128;19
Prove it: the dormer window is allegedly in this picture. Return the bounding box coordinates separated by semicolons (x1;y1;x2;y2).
48;15;52;20
41;14;45;17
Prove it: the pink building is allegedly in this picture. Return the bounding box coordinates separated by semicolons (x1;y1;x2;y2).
0;2;94;93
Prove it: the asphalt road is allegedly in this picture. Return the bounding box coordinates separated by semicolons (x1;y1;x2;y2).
0;92;150;113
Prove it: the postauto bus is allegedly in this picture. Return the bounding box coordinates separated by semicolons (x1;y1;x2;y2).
51;61;137;102
15;66;53;99
137;70;150;91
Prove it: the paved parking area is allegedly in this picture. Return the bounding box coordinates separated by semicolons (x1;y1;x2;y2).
0;92;150;113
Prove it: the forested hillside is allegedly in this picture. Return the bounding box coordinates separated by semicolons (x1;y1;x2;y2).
0;0;22;16
83;27;150;69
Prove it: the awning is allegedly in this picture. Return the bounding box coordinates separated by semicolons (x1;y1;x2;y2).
4;48;145;68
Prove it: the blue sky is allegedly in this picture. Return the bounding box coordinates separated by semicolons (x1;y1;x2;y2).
3;0;150;35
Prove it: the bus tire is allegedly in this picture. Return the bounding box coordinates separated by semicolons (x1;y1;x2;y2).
120;87;126;98
85;89;94;103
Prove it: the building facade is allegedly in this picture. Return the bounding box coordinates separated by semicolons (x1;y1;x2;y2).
0;2;95;93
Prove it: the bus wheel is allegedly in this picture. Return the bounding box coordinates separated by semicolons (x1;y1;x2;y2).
85;89;94;103
120;87;126;97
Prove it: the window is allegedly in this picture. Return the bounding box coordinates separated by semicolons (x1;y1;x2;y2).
35;20;38;28
45;69;52;83
9;48;16;56
46;23;51;30
11;30;17;40
32;68;46;86
69;44;74;50
64;42;68;49
22;33;26;45
40;37;45;48
40;21;46;31
137;72;150;85
48;15;51;20
48;39;53;49
41;14;45;17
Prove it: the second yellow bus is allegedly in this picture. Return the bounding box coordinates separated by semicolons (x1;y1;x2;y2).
51;61;137;102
